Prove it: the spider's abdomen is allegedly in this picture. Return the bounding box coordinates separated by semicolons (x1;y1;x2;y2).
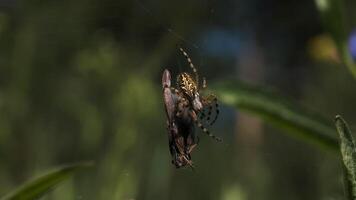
177;72;197;98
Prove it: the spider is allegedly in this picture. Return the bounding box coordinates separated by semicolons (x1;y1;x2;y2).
162;48;221;168
174;48;222;143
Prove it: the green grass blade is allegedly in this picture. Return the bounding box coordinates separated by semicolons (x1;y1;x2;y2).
212;81;338;151
0;162;93;200
335;115;356;200
315;0;356;79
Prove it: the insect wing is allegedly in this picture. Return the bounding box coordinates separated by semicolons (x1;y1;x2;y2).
162;69;182;167
162;69;176;122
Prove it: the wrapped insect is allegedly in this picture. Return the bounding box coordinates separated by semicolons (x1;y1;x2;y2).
162;48;222;169
162;69;196;168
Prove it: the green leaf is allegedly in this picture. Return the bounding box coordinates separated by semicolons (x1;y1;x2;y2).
335;115;356;200
315;0;356;79
212;81;338;151
0;162;93;200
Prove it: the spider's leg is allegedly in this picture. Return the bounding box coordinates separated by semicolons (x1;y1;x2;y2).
202;94;219;125
190;110;222;142
179;47;199;87
199;108;206;120
206;103;213;122
209;96;219;125
200;96;213;123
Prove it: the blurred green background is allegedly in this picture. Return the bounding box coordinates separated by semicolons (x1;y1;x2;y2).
0;0;355;199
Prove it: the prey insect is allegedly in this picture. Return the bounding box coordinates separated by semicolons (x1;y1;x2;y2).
162;48;221;169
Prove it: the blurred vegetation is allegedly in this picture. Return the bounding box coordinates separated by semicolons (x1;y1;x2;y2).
315;0;356;78
213;81;337;151
1;162;92;200
0;0;355;199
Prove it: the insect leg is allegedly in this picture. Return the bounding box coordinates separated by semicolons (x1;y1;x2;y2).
170;87;180;94
182;155;195;170
176;97;189;117
187;137;199;154
169;88;185;118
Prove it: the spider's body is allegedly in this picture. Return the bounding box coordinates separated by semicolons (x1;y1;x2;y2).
177;72;203;112
177;72;197;99
162;48;221;169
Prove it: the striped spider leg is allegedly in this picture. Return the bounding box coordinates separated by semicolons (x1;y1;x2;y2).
201;94;219;126
196;74;219;126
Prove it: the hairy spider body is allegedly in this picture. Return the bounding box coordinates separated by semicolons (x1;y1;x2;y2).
177;72;203;112
177;72;197;99
162;48;221;169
